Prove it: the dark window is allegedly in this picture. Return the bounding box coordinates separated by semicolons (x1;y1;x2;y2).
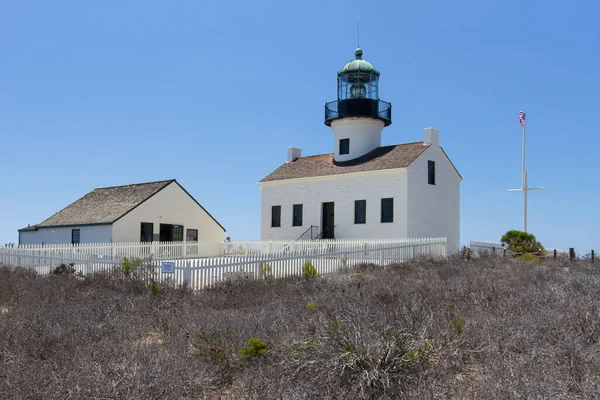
173;225;184;241
186;229;198;242
71;229;81;244
339;138;350;155
381;198;394;223
140;222;153;242
428;160;435;185
292;204;303;226
271;205;281;227
355;200;366;224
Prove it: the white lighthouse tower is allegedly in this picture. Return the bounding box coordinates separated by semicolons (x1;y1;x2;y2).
325;48;392;162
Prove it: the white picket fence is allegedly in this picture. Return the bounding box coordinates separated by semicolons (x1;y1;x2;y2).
0;238;447;290
8;238;446;259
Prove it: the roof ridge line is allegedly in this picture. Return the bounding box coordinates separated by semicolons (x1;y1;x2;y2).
93;179;176;191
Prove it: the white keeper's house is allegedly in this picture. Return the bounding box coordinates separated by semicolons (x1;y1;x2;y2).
259;47;462;252
18;179;225;245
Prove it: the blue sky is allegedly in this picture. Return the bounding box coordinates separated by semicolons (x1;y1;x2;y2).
1;1;598;253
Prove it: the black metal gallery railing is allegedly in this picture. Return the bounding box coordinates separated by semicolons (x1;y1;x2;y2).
324;99;392;126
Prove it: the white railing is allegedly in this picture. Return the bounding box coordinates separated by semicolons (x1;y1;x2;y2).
468;240;505;254
468;240;568;257
0;238;447;290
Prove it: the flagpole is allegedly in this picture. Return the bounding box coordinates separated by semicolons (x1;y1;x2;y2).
522;122;527;232
509;111;543;233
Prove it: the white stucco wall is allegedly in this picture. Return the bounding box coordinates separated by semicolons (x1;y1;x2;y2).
19;225;113;245
112;182;224;242
260;169;408;240
407;145;461;254
331;118;384;162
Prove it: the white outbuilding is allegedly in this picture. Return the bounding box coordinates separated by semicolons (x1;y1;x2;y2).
259;48;462;252
19;179;225;245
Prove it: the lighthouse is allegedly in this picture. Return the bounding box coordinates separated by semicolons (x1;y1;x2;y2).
324;48;392;162
260;46;461;252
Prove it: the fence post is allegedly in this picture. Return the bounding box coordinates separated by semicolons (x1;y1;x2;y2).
503;248;506;257
184;261;192;289
592;250;595;263
569;248;575;261
553;249;557;259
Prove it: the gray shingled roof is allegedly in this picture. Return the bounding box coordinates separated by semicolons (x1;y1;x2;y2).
26;180;175;228
260;142;430;182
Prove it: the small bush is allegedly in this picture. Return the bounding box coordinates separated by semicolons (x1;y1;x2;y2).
259;262;273;279
238;338;267;364
148;282;163;296
452;317;467;335
306;301;317;311
121;257;143;276
302;261;320;280
52;262;76;275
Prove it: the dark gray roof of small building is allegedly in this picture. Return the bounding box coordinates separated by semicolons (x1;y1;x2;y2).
20;179;225;231
260;142;430;182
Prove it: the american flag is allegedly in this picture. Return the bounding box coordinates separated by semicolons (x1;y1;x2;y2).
519;110;526;127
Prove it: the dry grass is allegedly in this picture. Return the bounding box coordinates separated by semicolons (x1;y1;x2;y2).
2;254;600;399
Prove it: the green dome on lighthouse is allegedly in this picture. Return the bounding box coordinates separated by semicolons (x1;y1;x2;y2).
338;48;380;76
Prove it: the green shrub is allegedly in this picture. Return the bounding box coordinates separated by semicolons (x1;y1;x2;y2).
501;230;545;257
148;282;163;296
259;262;273;279
238;338;267;364
302;261;320;280
121;257;143;276
306;301;317;311
452;317;467;335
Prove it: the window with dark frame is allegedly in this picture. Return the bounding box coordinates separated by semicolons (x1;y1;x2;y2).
173;225;184;242
186;229;198;242
355;200;366;224
428;160;435;185
271;205;281;227
293;204;303;226
140;222;154;242
71;229;81;244
381;198;394;223
339;138;350;155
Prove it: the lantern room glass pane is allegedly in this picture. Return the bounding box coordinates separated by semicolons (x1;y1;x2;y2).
338;72;378;100
370;75;379;99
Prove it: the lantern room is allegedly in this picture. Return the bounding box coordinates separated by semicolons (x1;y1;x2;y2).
325;48;391;127
337;48;379;100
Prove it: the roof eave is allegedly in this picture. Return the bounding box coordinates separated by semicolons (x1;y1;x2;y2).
18;222;113;231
